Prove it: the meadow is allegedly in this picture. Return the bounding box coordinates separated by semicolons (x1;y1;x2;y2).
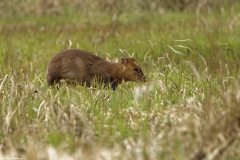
1;0;240;159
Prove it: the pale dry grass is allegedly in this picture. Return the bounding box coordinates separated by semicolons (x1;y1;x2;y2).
1;71;240;159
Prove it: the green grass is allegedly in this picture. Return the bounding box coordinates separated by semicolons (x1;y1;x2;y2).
1;1;240;160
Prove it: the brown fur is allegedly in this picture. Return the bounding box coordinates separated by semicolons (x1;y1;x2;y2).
47;49;146;90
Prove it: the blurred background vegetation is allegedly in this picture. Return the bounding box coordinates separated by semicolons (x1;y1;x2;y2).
1;0;239;19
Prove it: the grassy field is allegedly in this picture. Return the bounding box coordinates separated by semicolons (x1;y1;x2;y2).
1;1;240;159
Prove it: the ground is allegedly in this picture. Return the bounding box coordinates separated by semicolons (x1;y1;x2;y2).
0;1;240;159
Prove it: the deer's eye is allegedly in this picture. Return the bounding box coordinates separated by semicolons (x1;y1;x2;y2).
134;68;139;73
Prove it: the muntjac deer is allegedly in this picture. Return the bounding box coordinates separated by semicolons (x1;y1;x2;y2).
47;49;146;90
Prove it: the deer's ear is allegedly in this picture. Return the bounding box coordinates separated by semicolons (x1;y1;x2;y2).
121;57;127;65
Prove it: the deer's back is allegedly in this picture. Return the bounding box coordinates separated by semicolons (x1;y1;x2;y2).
47;49;104;85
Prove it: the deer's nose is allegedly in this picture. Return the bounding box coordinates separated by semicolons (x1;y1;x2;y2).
142;75;147;82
